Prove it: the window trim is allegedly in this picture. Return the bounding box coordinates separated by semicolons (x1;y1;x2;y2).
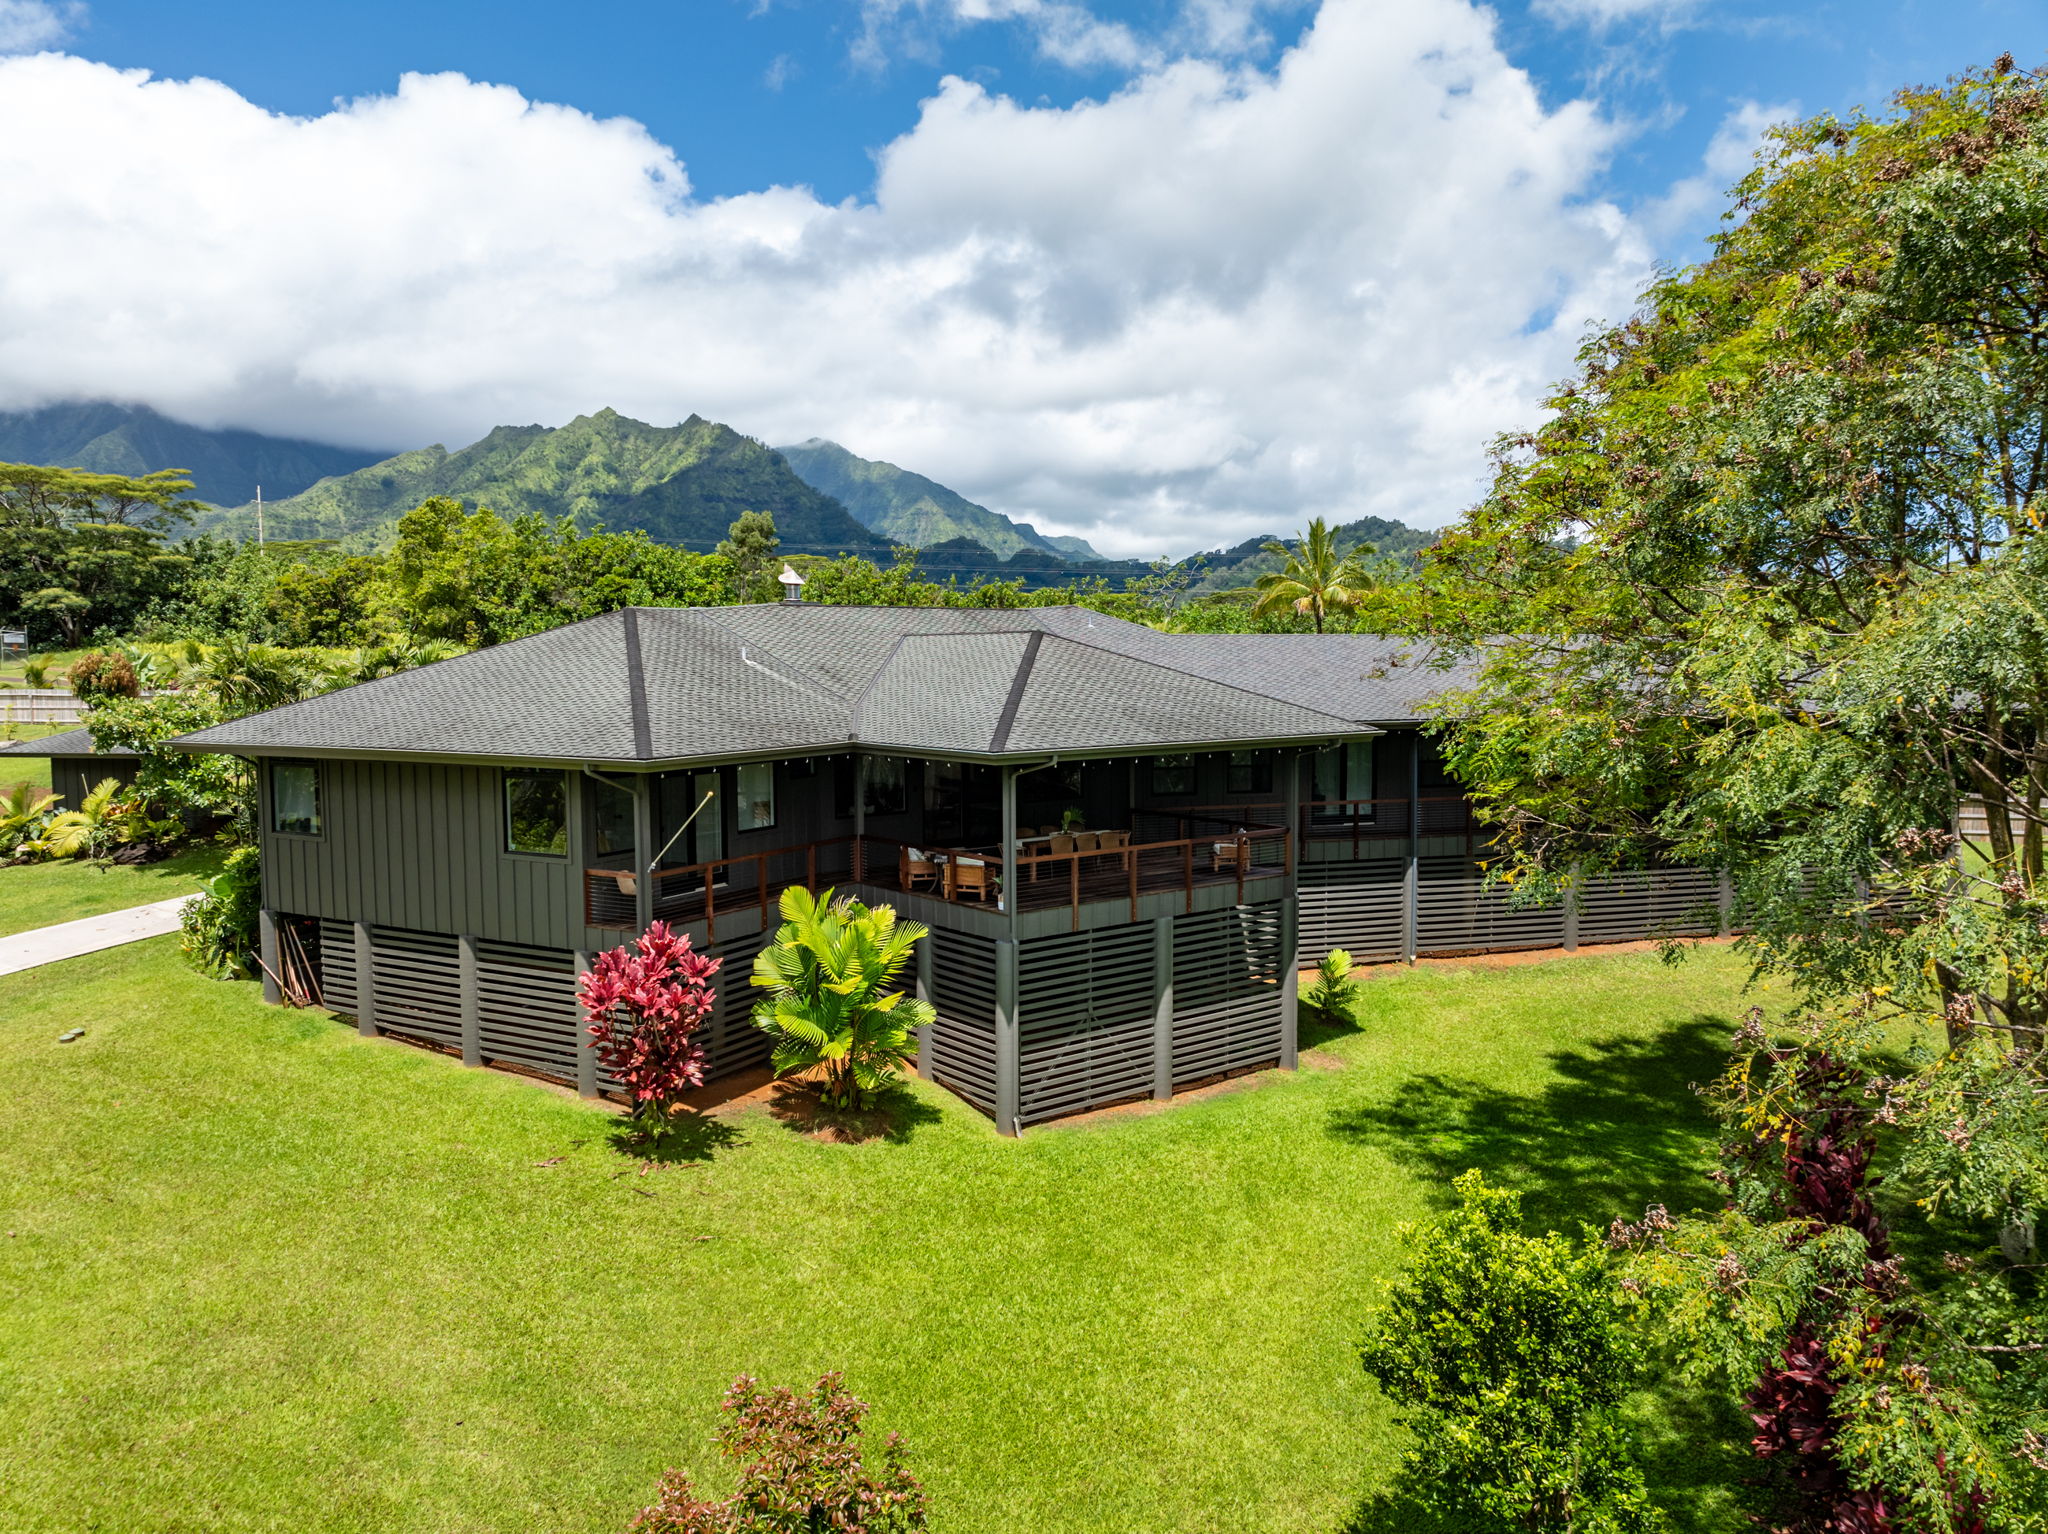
736;760;777;834
1226;750;1273;796
269;759;324;839
502;766;570;859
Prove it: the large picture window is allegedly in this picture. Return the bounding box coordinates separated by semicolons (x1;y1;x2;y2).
736;761;776;832
504;768;568;855
1150;754;1195;797
270;761;321;836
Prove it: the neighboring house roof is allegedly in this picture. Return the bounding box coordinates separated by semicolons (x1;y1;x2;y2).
0;727;137;758
167;604;1468;768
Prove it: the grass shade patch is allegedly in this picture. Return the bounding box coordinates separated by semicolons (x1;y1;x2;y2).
0;938;1759;1533
0;846;228;938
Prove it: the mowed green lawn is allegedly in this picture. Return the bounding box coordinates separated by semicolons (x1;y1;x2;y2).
0;939;1758;1533
1;721;71;794
0;848;228;938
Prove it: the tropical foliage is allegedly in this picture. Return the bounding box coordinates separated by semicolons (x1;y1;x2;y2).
66;650;141;703
1381;58;2048;1526
1303;947;1363;1023
578;920;721;1129
628;1372;928;1534
1249;517;1377;632
30;776;143;861
1358;1170;1663;1533
0;782;59;858
179;845;262;980
750;886;933;1110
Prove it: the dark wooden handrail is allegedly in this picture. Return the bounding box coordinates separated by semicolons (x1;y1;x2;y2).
587;825;1293;935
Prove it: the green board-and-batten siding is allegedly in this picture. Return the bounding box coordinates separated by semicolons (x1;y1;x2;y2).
264;759;579;951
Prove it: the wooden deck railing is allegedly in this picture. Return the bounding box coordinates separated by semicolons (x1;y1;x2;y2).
585;824;1292;936
1172;796;1482;857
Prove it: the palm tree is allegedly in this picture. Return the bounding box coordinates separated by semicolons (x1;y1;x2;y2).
749;886;934;1109
1250;518;1376;633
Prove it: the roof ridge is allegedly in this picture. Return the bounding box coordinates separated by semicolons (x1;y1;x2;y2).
986;630;1046;754
845;633;910;745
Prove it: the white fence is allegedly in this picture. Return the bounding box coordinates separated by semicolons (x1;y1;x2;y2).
2;689;91;725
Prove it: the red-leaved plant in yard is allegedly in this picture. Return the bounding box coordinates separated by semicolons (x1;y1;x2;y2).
578;920;720;1130
628;1372;928;1534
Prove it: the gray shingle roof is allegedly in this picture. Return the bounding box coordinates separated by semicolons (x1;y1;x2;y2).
0;727;136;757
171;604;1449;766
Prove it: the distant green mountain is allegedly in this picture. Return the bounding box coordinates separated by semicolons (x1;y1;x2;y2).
0;401;387;508
1184;515;1440;592
910;537;1154;587
1040;534;1106;561
775;438;1077;560
211;410;891;555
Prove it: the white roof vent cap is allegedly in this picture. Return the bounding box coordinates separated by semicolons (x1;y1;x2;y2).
778;564;806;603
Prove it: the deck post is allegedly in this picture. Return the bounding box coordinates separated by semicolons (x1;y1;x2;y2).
1562;864;1580;953
353;920;378;1036
1279;896;1299;1071
994;935;1020;1136
1403;734;1421;965
914;931;935;1081
1000;765;1018;915
258;908;280;1004
1152;914;1174;1100
574;950;599;1097
457;933;482;1066
632;775;655;933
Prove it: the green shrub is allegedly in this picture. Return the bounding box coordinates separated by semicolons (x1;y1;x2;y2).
750;886;933;1109
1357;1170;1663;1533
629;1372;927;1534
180;845;261;979
1304;947;1363;1022
68;650;140;702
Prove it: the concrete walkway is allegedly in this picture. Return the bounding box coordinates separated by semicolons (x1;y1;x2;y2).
0;894;198;978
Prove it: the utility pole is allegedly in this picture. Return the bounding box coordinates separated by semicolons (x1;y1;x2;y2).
255;485;264;546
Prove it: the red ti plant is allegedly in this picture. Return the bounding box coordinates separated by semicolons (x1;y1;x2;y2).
578;920;720;1130
628;1372;928;1534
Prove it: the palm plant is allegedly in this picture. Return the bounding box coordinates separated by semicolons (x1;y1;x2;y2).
0;783;59;855
750;886;934;1109
20;655;50;688
1304;948;1364;1023
200;641;311;713
1250;518;1376;633
32;777;132;860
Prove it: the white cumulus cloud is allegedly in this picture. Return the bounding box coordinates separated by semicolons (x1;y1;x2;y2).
0;0;1671;555
0;0;81;53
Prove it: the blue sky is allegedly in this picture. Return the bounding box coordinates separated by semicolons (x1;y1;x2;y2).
62;0;2043;252
0;0;2041;553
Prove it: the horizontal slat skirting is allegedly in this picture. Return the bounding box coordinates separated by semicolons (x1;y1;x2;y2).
928;928;999;1113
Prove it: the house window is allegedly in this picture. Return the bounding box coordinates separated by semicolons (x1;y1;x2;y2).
270;761;321;836
1150;754;1195;796
737;761;776;832
592;776;637;858
863;756;909;817
504;768;568;855
1314;740;1377;814
1226;751;1273;795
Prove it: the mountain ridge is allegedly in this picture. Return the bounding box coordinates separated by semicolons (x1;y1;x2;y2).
205;409;891;554
0;401;388;508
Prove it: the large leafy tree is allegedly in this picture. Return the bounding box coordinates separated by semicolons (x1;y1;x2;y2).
0;463;199;644
1386;60;2048;1523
